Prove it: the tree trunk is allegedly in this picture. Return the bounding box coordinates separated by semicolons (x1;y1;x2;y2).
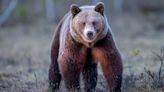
0;0;18;26
34;0;43;16
46;0;55;23
114;0;124;14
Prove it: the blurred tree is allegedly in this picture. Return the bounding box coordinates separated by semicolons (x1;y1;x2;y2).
34;0;43;16
46;0;55;22
92;0;100;4
1;0;9;11
0;0;18;26
0;0;163;26
114;0;124;14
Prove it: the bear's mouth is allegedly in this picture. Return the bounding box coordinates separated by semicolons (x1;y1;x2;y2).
87;43;95;48
82;36;97;43
86;37;94;41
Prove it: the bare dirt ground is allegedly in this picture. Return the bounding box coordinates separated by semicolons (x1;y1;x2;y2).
0;14;164;92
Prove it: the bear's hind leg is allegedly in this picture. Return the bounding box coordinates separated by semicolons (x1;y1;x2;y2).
49;19;62;91
49;51;61;91
82;63;97;92
49;34;61;91
49;62;61;91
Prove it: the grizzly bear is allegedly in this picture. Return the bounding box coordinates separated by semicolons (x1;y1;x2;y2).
49;2;123;92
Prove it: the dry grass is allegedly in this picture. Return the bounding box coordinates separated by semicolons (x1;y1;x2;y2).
121;47;164;92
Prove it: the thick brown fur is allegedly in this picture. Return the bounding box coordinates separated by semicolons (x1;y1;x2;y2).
49;2;123;92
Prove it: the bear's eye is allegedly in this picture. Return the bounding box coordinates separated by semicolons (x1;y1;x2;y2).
82;22;85;26
92;21;97;26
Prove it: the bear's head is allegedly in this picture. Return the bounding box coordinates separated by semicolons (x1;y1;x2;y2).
70;2;108;48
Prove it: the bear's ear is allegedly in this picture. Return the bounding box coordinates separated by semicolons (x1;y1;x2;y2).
70;4;81;17
95;2;104;16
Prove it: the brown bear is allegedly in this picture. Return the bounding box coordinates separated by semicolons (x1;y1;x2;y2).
49;2;123;92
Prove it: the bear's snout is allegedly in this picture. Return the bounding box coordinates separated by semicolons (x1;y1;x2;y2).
84;30;96;41
87;31;94;39
84;30;96;40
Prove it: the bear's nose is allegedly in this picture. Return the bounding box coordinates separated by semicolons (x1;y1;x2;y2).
87;31;94;39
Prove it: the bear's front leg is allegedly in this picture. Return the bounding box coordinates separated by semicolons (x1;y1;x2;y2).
101;50;122;92
93;48;122;92
58;54;81;92
93;43;123;92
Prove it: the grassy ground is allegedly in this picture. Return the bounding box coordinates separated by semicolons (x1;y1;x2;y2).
0;14;164;92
